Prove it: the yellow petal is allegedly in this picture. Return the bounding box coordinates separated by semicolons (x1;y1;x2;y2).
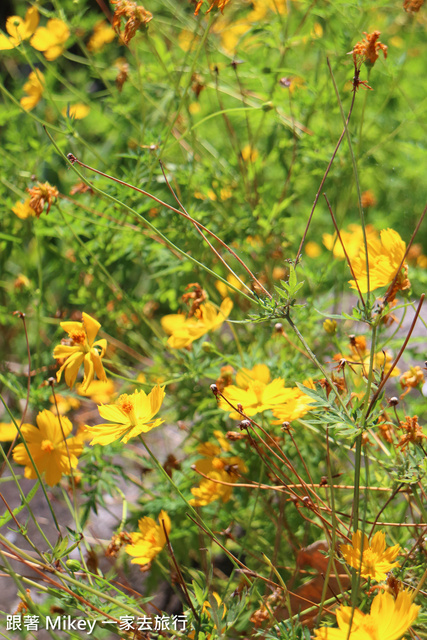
82;313;101;346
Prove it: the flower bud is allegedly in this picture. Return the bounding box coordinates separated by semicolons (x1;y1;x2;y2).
323;319;337;335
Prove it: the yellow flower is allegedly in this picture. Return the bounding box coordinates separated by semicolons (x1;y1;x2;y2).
77;379;116;404
0;7;39;50
305;241;321;258
312;589;419;640
340;530;400;581
271;385;315;423
87;20;116;51
349;229;408;293
31;19;70;61
400;366;424;395
49;395;81;416
61;103;90;119
189;455;247;506
178;29;199;52
12;410;83;487
87;386;165;446
219;364;302;419
323;224;378;261
20;69;44;111
241;144;258;162
53;312;107;392
323;319;337;335
0;422;19;441
125;510;170;565
12;199;36;219
161;298;233;349
215;274;244;298
14;274;31;290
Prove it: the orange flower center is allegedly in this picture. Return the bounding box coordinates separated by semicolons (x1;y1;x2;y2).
41;439;55;453
70;329;87;345
118;394;134;414
360;620;378;638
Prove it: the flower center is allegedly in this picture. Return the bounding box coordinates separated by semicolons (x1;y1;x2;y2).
118;394;137;425
251;380;265;404
70;329;87;345
360;619;379;639
41;439;55;453
362;548;377;574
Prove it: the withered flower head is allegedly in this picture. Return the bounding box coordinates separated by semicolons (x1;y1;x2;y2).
115;57;129;92
27;181;59;217
361;189;377;208
182;282;207;317
403;0;425;11
351;31;388;67
106;531;132;557
193;0;231;16
111;0;152;44
397;415;426;450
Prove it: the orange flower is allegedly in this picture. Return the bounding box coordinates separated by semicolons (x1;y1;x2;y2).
27;182;59;218
351;31;387;67
111;0;152;44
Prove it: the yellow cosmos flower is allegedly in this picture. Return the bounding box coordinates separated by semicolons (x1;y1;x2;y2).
271;385;315;423
349;229;408;293
161;298;233;349
20;69;45;111
0;7;39;50
87;386;165;446
31;19;70;61
241;145;258;162
77;379;116;404
53;312;107;392
305;241;321;258
12;410;83;487
323;224;378;261
219;364;301;419
312;589;419;640
0;422;19;441
12;198;36;219
87;20;116;52
61;103;90;119
189;593;227;638
215;274;244;298
340;530;400;581
125;510;170;565
49;395;81;416
189;455;247;506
